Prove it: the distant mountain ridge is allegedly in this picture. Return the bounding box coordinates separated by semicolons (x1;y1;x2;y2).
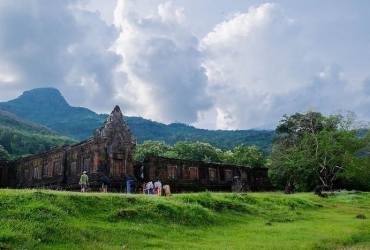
0;87;275;154
0;104;78;158
0;88;107;140
0;108;59;135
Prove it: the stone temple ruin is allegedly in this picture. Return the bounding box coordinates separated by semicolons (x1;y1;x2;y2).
0;105;272;193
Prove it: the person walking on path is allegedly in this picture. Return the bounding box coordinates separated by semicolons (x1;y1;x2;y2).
80;171;89;193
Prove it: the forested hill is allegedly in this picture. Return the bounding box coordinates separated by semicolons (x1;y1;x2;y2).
0;87;275;154
0;108;78;158
0;88;107;141
128;119;275;154
0;109;59;135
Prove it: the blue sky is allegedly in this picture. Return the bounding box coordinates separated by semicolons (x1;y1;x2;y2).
0;0;369;130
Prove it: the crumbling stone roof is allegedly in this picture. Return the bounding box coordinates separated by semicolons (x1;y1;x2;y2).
93;105;137;145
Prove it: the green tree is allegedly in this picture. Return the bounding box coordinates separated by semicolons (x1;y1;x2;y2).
269;110;369;191
173;141;221;162
337;156;370;190
0;128;77;159
0;144;11;160
231;145;265;167
220;150;234;164
134;140;267;166
134;141;174;161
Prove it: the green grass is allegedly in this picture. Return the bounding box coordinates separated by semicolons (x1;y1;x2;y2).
0;190;369;250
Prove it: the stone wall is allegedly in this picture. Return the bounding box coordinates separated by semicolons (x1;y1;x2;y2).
0;160;13;188
133;156;272;193
0;105;272;193
0;105;137;191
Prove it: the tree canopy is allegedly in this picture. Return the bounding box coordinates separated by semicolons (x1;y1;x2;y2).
0;128;78;159
269;110;370;191
134;140;266;166
0;144;11;160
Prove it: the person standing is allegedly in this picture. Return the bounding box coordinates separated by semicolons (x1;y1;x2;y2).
102;175;110;193
142;182;147;194
146;181;154;195
163;184;171;196
80;171;89;193
154;180;162;196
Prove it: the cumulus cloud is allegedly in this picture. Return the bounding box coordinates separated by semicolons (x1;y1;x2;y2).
112;0;212;124
198;3;370;129
1;0;370;130
199;3;308;129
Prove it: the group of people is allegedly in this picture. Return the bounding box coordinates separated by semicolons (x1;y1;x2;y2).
143;180;162;195
79;172;171;195
142;180;171;196
79;171;110;193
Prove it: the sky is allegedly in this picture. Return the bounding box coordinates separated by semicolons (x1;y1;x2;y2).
0;0;370;130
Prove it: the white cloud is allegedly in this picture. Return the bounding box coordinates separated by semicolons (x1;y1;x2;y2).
199;3;308;129
197;2;370;129
0;61;18;83
112;0;212;124
1;0;370;130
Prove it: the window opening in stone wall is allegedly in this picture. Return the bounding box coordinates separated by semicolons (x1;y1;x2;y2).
168;165;177;179
42;165;48;177
24;169;29;181
43;159;48;177
189;167;198;180
240;171;246;180
71;161;76;175
83;158;90;173
209;168;216;181
53;161;60;175
225;169;233;181
33;167;39;179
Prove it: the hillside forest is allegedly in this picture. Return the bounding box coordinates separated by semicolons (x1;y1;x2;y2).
1;88;370;192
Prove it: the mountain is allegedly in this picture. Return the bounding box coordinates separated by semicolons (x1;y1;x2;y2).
0;87;275;154
128;120;275;154
0;107;78;158
0;108;60;135
0;88;107;141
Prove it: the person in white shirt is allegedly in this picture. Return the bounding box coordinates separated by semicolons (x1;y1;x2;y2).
146;181;154;194
154;180;162;195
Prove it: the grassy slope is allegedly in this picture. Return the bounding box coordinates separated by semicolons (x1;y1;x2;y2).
0;190;369;250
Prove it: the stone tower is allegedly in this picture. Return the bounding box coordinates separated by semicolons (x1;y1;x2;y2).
93;105;136;178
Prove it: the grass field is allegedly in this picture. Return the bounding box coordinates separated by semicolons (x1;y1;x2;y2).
0;189;369;250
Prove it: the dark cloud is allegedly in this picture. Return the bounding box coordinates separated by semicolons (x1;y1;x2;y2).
0;0;78;86
0;0;120;113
